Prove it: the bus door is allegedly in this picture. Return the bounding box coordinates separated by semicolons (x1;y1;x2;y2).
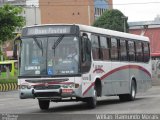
81;33;92;96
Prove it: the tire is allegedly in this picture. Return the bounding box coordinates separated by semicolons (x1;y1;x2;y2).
129;80;136;101
38;100;50;110
119;80;136;101
86;89;97;109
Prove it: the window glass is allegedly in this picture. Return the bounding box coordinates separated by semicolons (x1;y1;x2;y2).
100;36;110;60
128;41;135;61
135;41;143;62
143;42;150;62
120;39;127;61
0;64;12;72
92;35;100;60
111;38;118;60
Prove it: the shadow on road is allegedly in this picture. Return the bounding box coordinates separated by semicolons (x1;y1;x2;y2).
36;97;149;113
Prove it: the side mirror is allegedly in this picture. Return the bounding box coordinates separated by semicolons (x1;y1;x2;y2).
82;33;91;54
86;40;91;54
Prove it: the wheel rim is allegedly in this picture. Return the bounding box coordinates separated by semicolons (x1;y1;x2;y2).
93;89;97;105
131;84;136;98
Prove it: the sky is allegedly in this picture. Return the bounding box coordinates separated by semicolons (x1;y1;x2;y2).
113;0;160;22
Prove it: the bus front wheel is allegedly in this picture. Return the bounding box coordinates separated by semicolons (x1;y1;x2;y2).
86;89;97;109
38;99;50;110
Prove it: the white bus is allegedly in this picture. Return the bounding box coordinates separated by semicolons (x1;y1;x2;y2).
16;24;152;110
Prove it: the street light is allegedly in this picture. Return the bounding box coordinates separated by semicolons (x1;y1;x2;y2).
121;16;128;32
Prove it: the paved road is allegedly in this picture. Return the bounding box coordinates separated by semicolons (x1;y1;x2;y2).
0;86;160;120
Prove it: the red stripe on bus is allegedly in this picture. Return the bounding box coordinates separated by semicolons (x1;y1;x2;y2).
101;65;151;80
83;65;151;96
82;82;95;96
93;68;105;73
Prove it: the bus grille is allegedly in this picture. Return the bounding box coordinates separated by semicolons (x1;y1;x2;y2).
34;92;60;97
34;85;61;90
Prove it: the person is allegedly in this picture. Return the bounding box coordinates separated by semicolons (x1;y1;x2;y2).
4;65;10;78
67;46;78;61
65;46;79;73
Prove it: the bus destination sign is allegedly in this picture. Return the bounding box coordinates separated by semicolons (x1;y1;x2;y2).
23;25;72;36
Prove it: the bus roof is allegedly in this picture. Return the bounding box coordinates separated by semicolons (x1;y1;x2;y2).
78;24;149;42
23;24;149;42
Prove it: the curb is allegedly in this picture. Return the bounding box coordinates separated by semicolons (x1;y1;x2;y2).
0;83;18;92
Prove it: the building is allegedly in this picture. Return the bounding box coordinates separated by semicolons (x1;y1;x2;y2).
94;0;112;20
0;0;40;59
2;0;26;6
0;0;4;6
39;0;112;25
0;0;41;26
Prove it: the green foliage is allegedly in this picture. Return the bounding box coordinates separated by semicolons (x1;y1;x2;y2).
0;78;17;84
0;4;25;43
93;9;129;32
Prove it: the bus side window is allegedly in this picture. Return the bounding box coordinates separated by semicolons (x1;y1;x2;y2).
143;42;150;62
111;37;119;60
128;40;136;61
100;36;110;60
91;35;100;60
120;39;127;61
135;41;143;62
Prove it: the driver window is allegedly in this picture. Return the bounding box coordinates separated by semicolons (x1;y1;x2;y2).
81;33;91;73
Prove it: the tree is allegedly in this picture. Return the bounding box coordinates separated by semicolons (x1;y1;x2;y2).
92;9;129;32
0;4;25;42
0;4;25;60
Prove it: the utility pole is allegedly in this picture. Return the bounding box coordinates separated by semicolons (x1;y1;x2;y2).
121;16;128;32
0;41;3;61
32;5;37;25
88;0;91;25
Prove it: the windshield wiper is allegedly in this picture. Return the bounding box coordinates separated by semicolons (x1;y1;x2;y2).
52;35;64;50
33;37;43;55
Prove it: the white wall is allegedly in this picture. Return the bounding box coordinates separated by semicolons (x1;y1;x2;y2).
24;7;41;26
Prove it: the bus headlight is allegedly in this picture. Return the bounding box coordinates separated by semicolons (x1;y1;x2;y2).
20;85;33;89
68;84;75;88
27;85;33;89
20;85;28;89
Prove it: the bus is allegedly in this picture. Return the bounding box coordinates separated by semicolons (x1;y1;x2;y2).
0;60;18;78
16;24;152;110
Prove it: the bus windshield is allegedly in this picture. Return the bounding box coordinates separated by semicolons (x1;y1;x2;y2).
20;35;79;76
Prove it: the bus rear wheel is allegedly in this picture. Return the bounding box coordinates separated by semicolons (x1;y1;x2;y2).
38;99;50;110
119;80;136;101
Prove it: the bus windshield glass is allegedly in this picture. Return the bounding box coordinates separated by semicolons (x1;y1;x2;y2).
20;36;79;76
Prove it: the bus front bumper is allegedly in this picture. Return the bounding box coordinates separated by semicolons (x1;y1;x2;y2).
19;88;77;99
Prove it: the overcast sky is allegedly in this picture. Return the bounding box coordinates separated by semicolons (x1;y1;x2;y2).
113;0;160;22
